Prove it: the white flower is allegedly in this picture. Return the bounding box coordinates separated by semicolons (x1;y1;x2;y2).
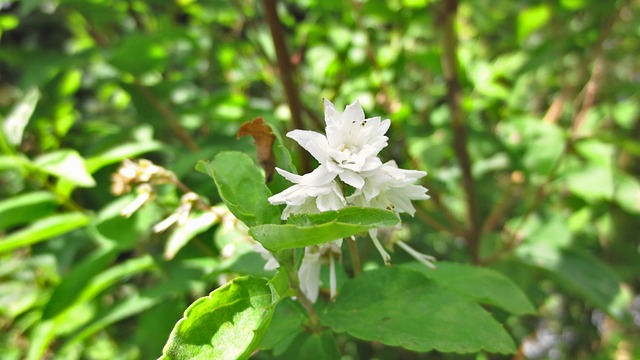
268;166;345;219
349;160;430;216
298;241;342;303
286;99;390;189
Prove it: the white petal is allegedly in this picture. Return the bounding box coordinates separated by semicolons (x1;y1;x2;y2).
343;100;365;123
298;249;322;303
323;98;341;126
339;170;365;189
287;130;329;163
275;167;303;183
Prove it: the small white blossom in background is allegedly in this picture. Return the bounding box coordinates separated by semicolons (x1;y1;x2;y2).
265;99;433;302
112;159;176;217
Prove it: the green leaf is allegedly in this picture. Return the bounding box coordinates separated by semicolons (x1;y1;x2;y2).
197;151;280;227
63;291;164;350
259;299;305;351
42;247;119;319
85;141;163;173
164;212;218;260
0;191;57;231
0;212;90;253
321;267;516;354
2;87;39;145
516;244;630;321
109;33;167;76
402;262;537;315
566;165;614;201
274;331;341;360
0;154;30;171
161;276;278;360
517;5;550;43
287;207;398;227
249;207;399;251
33;150;96;187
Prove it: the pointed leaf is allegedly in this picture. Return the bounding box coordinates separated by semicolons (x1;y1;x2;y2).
0;191;57;231
0;212;90;253
402;262;537;315
249;208;399;252
161;276;277;360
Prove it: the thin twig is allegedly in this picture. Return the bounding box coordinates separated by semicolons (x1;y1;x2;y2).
260;0;311;173
572;4;622;135
439;0;482;263
134;81;200;152
346;237;361;276
415;204;456;235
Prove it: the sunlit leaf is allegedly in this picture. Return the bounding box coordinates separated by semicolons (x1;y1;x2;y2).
161;276;277;360
34;150;96;187
249;208;399;251
196;151;280;227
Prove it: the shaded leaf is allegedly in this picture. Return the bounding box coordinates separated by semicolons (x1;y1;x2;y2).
402;262;537;315
322;267;516;354
0;212;90;253
42;247;118;319
516;244;630;321
0;191;57;231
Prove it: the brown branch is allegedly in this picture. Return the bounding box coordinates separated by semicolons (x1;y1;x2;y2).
260;0;311;173
439;0;481;263
346;237;361;276
572;4;622;135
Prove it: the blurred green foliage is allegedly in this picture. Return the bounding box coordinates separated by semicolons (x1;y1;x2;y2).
1;0;639;359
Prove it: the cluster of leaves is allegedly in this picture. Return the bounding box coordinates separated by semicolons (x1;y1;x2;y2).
1;0;639;359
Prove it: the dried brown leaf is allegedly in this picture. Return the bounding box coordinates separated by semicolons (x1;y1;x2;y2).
238;117;277;182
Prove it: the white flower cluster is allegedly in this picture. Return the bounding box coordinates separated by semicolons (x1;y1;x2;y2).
266;99;433;302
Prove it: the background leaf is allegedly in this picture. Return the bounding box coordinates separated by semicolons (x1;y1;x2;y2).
322;267;516;354
402;262;537;315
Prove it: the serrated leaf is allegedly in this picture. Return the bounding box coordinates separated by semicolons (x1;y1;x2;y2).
287;207;398;227
0;212;90;253
196;151;280;227
402;262;537;315
0;191;57;231
249;208;399;252
161;276;277;360
321;267;516;354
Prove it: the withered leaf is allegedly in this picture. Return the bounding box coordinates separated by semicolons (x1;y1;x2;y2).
238;117;277;182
